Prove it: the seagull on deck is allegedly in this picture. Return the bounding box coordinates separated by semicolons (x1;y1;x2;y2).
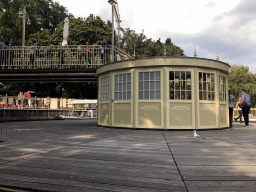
193;130;206;140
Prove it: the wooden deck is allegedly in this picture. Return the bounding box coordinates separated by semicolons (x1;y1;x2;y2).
0;120;256;191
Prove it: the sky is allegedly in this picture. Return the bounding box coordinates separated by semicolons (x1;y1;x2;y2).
55;0;256;73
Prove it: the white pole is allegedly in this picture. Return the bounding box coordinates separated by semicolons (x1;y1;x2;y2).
111;4;114;62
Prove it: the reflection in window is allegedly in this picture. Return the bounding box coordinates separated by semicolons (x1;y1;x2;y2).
100;76;110;101
199;72;215;100
219;75;227;102
114;73;131;100
169;71;191;100
139;71;161;100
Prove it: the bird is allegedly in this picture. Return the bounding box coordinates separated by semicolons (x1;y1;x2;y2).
193;130;206;140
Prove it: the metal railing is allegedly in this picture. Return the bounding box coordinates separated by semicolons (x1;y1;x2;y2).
0;45;133;70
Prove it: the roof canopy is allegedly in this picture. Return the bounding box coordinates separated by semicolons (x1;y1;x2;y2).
67;99;97;105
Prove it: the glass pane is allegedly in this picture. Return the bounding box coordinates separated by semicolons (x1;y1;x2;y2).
169;71;174;80
181;71;185;80
139;91;143;99
199;82;202;90
199;91;202;100
207;82;210;91
203;82;206;91
199;72;202;81
187;81;191;90
187;91;191;100
150;91;155;99
150;81;155;90
123;92;126;100
139;72;143;81
181;91;186;100
144;72;149;80
219;76;223;84
115;75;118;83
144;81;149;90
123;83;127;91
203;73;206;81
156;91;161;99
119;92;122;100
207;93;211;100
119;83;122;91
127;82;131;91
123;74;126;82
169;81;174;90
175;91;180;100
211;83;215;91
203;91;207;100
144;91;149;99
156;71;160;80
186;72;191;80
156;81;160;90
114;92;118;100
207;73;211;82
150;72;155;80
139;82;143;90
181;81;185;90
175;82;180;90
127;91;131;100
212;93;215;101
175;71;180;80
107;77;110;84
115;84;118;91
119;74;122;83
170;91;174;99
127;73;131;82
211;74;215;82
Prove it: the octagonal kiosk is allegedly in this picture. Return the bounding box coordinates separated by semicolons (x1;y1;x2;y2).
96;57;230;130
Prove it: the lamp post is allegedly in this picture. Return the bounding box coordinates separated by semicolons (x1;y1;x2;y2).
108;0;116;62
18;6;26;67
18;6;26;47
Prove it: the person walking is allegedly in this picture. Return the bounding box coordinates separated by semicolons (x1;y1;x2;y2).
229;89;234;128
88;108;93;119
234;97;243;123
241;89;250;127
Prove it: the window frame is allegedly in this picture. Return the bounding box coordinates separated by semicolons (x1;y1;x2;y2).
169;70;192;100
138;71;161;100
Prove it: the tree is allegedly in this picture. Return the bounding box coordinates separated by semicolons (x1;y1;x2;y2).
120;28;146;56
28;14;112;46
0;0;68;45
228;65;256;107
120;28;185;58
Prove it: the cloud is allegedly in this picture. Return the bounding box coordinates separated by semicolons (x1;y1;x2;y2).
204;2;216;8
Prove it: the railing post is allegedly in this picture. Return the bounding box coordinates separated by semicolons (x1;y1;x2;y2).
68;46;71;69
35;96;37;109
60;45;62;69
86;42;89;68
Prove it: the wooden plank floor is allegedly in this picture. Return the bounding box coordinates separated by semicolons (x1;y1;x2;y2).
0;120;256;191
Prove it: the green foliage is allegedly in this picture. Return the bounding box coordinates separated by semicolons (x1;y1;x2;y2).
0;0;68;45
228;65;256;107
28;15;112;46
120;28;185;58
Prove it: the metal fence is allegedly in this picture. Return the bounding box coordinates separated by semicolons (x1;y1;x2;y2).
0;45;132;70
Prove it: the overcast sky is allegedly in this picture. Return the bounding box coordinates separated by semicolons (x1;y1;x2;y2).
55;0;256;73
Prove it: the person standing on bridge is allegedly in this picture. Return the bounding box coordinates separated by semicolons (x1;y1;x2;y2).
77;42;83;66
29;40;36;66
0;35;6;67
